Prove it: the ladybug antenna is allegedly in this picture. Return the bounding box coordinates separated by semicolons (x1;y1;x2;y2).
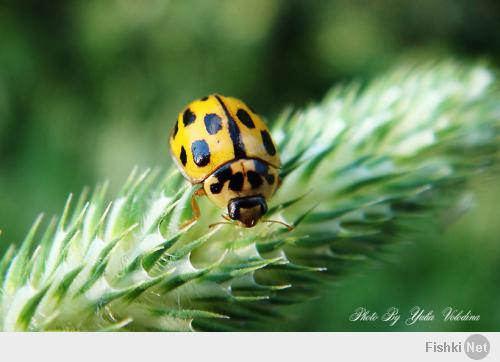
208;221;238;229
261;219;294;231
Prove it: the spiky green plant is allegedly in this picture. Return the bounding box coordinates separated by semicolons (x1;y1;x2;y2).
0;61;499;331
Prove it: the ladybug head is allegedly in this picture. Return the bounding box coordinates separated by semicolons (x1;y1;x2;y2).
227;196;268;228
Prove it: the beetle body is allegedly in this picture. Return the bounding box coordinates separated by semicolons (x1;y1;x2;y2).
169;94;280;227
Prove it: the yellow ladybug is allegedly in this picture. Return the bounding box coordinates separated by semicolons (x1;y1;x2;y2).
169;94;290;229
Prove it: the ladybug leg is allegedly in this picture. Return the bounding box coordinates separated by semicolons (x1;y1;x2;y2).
180;187;206;229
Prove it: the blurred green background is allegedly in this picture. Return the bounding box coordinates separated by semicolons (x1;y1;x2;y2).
1;0;499;331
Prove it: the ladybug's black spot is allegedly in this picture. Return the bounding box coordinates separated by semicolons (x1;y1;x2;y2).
247;170;263;189
210;183;223;194
215;164;233;183
236;109;255;129
254;160;268;175
229;172;244;192
215;95;246;159
209;164;233;194
191;140;210;167
204;113;223;135
172;121;179;139
183;108;196;127
228;116;246;159
261;130;276;156
253;159;274;184
179;146;187;166
200;96;209;101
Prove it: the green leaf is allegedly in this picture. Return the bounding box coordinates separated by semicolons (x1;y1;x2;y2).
15;285;50;331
